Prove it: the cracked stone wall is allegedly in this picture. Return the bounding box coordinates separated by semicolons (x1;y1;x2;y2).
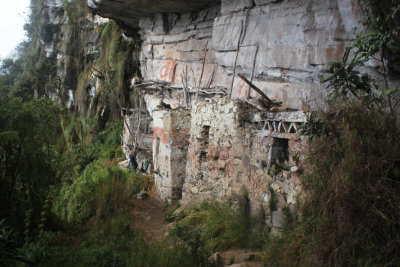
182;98;307;231
152;109;191;201
138;0;361;110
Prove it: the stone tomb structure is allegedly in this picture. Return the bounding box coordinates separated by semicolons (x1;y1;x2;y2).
152;109;191;201
183;99;306;210
124;95;306;230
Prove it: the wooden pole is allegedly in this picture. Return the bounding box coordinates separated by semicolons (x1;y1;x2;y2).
205;66;216;89
197;41;208;99
181;73;188;108
229;20;244;99
247;45;259;99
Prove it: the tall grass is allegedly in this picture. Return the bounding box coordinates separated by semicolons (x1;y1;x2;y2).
170;196;269;253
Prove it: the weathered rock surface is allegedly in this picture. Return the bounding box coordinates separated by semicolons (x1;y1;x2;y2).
38;0;112;109
86;0;383;222
134;0;361;110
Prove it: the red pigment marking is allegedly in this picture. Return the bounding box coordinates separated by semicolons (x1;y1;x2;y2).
206;148;216;161
238;81;245;97
245;87;250;98
153;127;169;144
219;149;229;161
160;60;177;82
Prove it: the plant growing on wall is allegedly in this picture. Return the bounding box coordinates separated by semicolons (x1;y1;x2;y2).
321;0;400;116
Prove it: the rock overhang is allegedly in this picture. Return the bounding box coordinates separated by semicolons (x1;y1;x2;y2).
87;0;220;31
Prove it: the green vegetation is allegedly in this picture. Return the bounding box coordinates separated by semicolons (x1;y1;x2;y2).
1;0;400;266
53;162;139;224
169;195;269;254
0;95;64;233
1;2;216;266
0;89;217;266
264;0;400;266
70;19;140;118
64;0;88;26
92;20;140;117
61;0;140;118
1;1;163;266
265;102;400;266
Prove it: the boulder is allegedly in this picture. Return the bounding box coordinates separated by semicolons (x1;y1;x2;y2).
137;190;149;200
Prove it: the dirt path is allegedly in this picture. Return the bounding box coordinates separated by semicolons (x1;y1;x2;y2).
127;182;264;266
129;187;169;244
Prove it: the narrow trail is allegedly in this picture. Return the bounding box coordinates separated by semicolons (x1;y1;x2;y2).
126;178;264;266
128;187;169;244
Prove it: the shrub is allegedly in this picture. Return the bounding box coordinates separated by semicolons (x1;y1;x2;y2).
53;162;148;225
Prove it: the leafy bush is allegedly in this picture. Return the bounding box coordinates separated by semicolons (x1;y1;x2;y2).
53;162;148;224
0;95;64;234
24;197;217;267
23;227;218;267
0;219;29;265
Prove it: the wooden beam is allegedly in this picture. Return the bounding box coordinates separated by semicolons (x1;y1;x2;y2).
229;20;244;99
197;41;208;99
238;74;280;108
247;45;259;99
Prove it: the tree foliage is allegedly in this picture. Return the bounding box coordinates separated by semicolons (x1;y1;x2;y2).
0;95;64;231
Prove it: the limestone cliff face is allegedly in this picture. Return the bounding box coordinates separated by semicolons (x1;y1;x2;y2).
91;0;362;110
36;0;139;118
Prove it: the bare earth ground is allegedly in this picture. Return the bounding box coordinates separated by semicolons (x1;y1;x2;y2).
129;186;169;244
217;249;264;267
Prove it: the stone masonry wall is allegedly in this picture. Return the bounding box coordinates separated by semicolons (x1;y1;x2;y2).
182;98;307;231
152;109;191;201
